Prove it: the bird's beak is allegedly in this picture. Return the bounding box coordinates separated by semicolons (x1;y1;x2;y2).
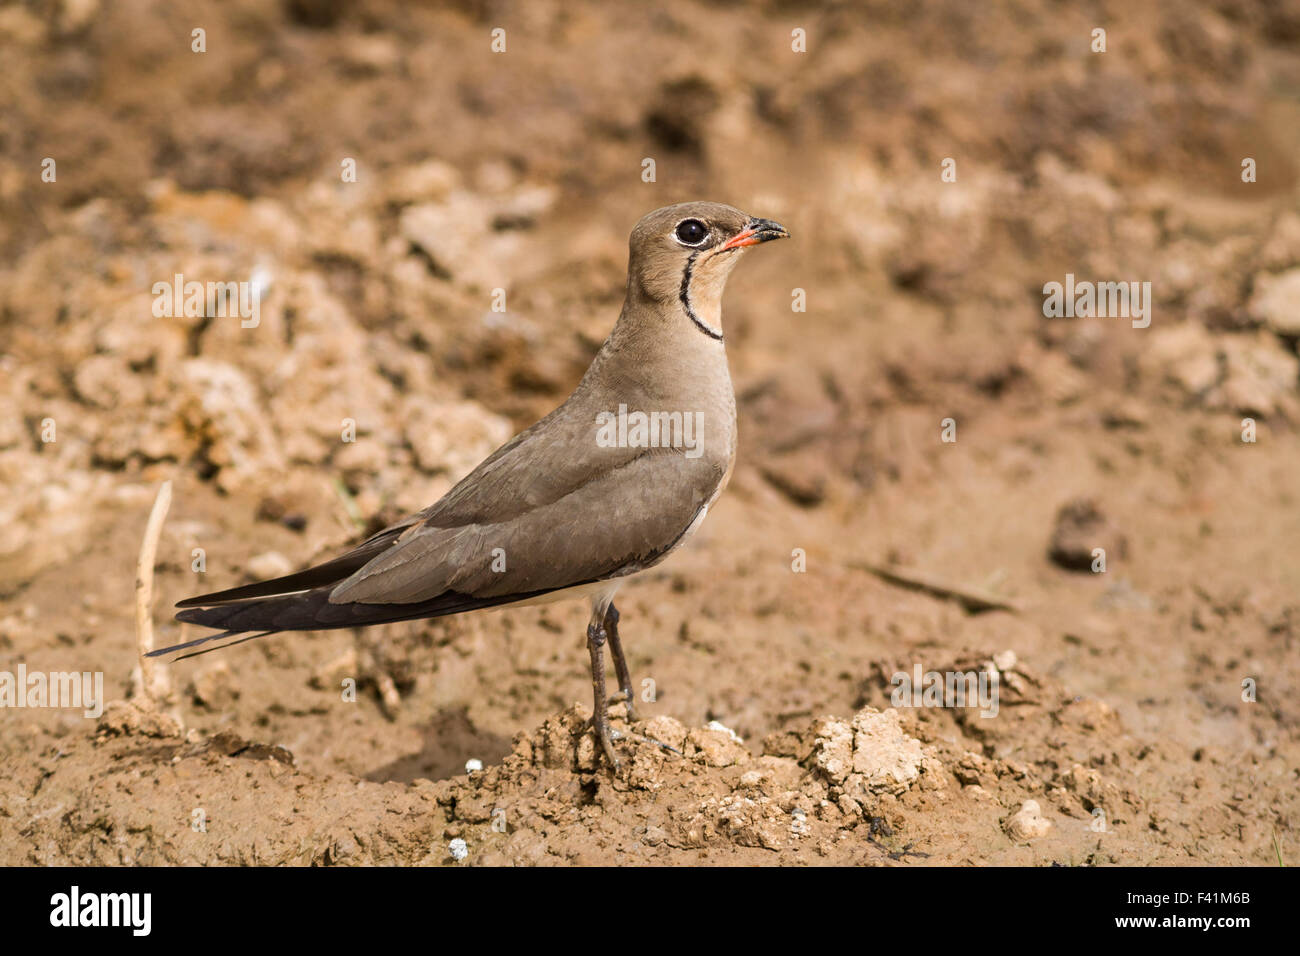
720;217;790;250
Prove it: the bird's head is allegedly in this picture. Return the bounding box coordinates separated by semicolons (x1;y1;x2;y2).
626;201;789;338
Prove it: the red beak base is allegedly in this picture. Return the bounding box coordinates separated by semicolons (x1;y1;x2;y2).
720;217;790;251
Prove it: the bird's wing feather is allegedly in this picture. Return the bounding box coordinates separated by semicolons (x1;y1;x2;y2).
174;515;424;608
158;446;719;652
173;420;721;612
329;446;723;604
172;381;725;638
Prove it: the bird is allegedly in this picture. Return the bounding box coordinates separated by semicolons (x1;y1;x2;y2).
149;201;789;769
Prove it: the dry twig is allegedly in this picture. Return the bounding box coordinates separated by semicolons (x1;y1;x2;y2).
851;560;1023;614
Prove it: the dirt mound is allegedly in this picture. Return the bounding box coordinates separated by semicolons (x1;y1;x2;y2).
6;652;1185;865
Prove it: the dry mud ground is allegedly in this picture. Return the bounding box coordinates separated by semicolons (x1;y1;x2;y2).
2;0;1299;865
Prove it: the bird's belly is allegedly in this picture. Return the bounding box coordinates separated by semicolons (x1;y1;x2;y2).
495;578;626;611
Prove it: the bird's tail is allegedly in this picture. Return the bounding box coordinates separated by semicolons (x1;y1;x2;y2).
151;586;537;662
147;627;279;662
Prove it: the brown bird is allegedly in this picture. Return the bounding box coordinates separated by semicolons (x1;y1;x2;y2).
150;201;789;768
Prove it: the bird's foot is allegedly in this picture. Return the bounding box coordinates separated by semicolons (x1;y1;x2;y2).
584;694;640;771
590;711;620;771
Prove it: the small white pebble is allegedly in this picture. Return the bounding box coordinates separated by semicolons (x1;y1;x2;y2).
465;758;483;773
449;838;468;861
706;719;744;744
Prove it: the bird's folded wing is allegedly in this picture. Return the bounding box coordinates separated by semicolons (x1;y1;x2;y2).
173;516;422;608
328;445;723;605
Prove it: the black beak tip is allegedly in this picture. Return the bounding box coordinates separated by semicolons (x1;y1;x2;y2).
752;217;790;242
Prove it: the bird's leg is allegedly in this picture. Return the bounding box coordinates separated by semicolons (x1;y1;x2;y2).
585;617;618;770
603;602;639;722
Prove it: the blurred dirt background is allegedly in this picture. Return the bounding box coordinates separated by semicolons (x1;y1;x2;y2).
2;0;1299;865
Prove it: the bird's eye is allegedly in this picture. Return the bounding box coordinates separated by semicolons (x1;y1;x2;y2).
675;219;708;245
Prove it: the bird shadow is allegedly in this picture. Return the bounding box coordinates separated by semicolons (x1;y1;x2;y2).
364;705;513;784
